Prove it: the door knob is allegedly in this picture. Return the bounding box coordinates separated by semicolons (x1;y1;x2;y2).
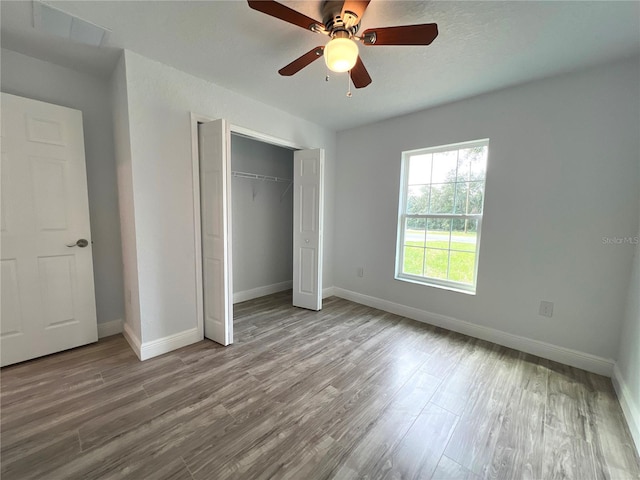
66;239;89;248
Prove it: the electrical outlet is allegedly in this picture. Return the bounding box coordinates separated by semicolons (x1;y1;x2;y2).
357;267;364;278
539;301;554;318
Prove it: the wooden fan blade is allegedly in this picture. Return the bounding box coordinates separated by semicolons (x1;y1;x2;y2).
248;1;324;31
361;23;438;46
341;0;371;26
351;56;372;89
279;47;325;76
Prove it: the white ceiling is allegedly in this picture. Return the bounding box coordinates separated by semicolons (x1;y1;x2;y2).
2;1;639;130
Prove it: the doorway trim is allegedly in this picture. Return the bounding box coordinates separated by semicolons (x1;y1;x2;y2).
190;113;313;340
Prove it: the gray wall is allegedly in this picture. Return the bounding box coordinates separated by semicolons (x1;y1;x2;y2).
231;135;294;294
109;53;141;340
333;56;640;361
1;48;124;325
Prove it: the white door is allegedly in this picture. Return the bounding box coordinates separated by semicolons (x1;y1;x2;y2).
199;119;233;345
1;93;97;366
293;148;324;310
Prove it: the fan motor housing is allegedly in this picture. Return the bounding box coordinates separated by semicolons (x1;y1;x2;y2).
321;0;360;35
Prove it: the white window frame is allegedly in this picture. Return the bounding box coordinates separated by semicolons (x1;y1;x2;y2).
395;139;489;294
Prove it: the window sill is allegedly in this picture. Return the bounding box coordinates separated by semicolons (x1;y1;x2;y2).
394;274;477;295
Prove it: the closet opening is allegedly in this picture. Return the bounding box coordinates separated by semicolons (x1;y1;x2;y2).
193;116;324;346
230;133;296;305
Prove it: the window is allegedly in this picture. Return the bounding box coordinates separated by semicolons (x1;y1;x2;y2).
395;139;489;294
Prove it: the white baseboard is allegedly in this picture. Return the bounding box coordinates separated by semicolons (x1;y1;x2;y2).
612;363;640;453
139;327;201;361
122;323;202;362
234;280;292;304
232;283;334;304
332;287;615;377
97;318;123;338
122;322;142;360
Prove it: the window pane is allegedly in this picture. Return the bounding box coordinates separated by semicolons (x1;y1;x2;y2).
448;251;476;284
451;219;478;252
403;246;425;276
467;182;484;214
408;154;432;185
407;185;429;214
456;149;472;182
428;183;455;214
453;182;468;214
458;146;487;182
454;181;485;214
404;218;426;247
426;218;451;249
431;151;458;183
450;216;465;232
425;248;448;279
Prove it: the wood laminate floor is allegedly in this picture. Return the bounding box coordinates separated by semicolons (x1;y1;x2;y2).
1;292;639;480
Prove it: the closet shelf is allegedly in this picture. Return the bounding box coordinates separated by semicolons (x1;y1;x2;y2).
232;171;292;183
232;170;293;201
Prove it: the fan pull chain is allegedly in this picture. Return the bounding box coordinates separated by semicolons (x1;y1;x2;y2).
347;71;353;98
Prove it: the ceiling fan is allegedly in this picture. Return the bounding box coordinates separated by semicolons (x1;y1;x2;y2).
247;0;439;89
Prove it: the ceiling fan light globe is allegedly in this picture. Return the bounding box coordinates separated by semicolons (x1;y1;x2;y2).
324;37;359;73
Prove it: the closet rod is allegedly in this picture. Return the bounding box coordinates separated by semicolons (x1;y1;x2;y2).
231;171;292;183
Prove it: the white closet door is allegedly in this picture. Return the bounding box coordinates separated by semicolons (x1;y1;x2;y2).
1;93;98;366
199;119;233;345
292;148;324;311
